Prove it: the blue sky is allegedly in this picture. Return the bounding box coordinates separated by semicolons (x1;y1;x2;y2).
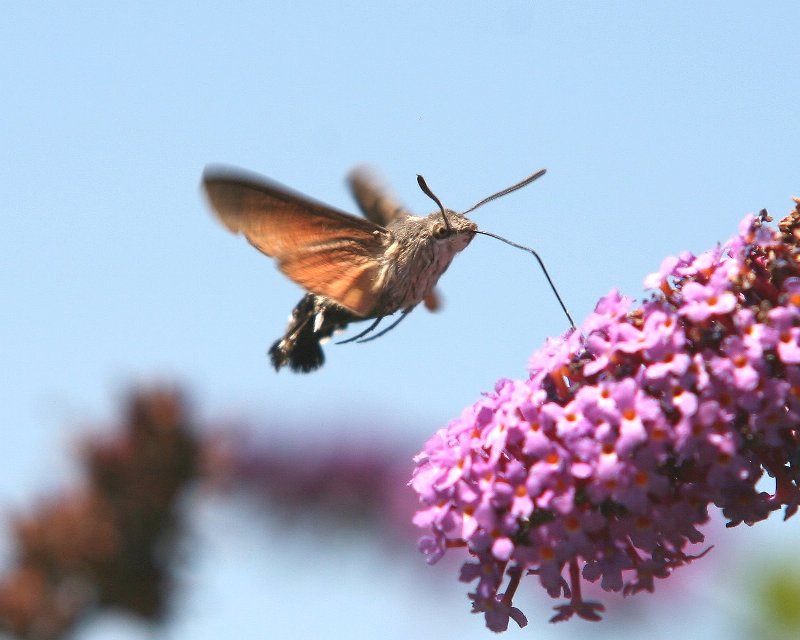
2;2;799;638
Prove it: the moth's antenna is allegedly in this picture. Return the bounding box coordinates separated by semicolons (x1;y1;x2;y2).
418;168;575;330
476;229;576;330
417;174;452;232
462;169;547;216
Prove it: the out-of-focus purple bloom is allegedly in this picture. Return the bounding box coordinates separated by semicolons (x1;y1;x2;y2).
206;430;420;541
412;203;800;630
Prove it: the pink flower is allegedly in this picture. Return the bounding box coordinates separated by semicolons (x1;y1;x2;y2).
679;281;738;322
412;208;800;629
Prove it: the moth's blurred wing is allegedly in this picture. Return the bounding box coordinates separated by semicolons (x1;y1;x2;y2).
202;166;392;316
424;289;442;312
347;166;410;226
278;243;390;317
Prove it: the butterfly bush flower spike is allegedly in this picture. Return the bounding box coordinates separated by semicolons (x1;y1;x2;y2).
412;201;800;630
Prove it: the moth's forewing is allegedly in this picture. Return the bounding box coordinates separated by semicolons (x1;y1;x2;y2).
347;166;410;227
202;166;393;316
203;167;386;252
279;244;389;316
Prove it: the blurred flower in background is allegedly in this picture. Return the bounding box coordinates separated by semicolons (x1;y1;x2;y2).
0;389;199;639
203;429;418;541
0;389;425;639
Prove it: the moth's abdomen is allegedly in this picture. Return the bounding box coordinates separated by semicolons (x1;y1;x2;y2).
269;295;355;372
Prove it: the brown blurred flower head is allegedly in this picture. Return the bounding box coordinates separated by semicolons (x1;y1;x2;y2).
0;389;199;640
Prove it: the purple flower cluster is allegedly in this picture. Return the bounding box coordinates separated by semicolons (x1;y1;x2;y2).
411;206;800;630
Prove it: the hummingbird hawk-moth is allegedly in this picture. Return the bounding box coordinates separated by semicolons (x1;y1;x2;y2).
202;165;567;373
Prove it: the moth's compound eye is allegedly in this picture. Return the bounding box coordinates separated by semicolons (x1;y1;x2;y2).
433;223;450;239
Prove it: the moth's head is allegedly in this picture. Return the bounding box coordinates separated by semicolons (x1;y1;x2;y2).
425;210;477;252
414;168;547;257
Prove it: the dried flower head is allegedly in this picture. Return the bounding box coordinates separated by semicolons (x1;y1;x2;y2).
0;389;198;639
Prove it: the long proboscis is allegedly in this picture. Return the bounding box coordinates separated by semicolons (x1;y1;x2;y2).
417;168;576;330
464;168;575;329
475;229;576;330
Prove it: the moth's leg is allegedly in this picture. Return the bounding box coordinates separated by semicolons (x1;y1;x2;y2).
336;316;383;344
356;311;410;343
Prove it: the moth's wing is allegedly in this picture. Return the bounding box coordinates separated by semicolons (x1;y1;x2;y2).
424;290;442;312
203;165;387;254
277;242;391;317
202;166;392;316
347;166;411;227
